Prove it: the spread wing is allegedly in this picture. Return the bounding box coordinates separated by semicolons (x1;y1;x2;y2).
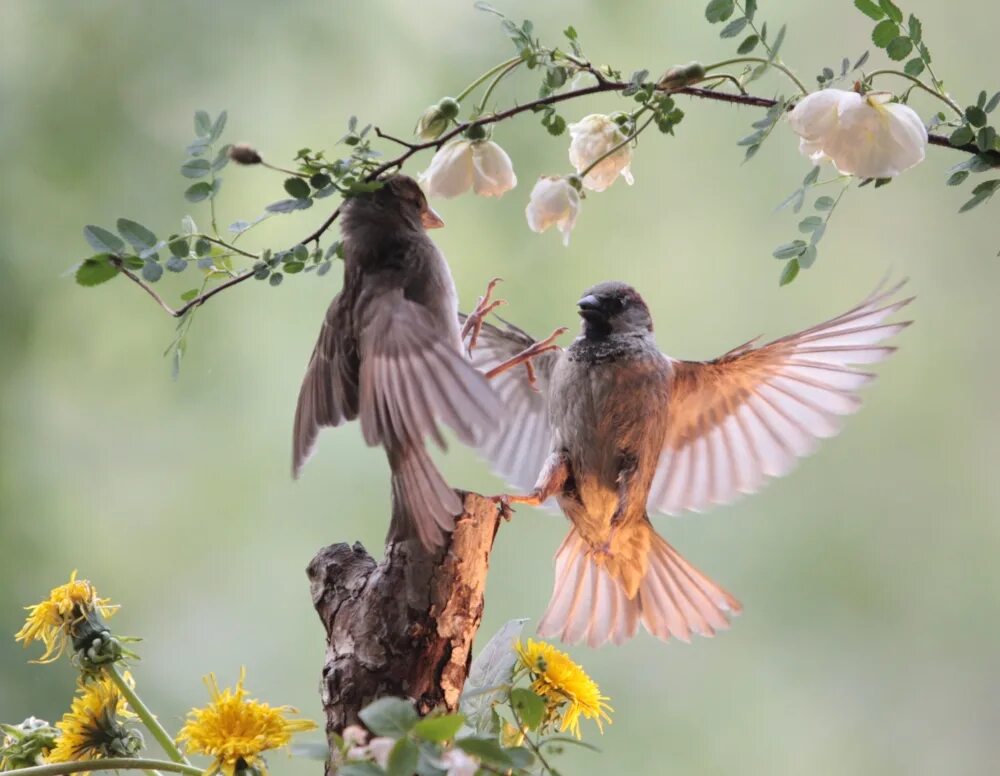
648;279;914;515
460;314;561;492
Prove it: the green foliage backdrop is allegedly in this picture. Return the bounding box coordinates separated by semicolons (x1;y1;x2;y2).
1;1;998;774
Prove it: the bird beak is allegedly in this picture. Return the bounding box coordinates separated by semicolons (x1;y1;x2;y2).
577;294;602;320
421;206;445;229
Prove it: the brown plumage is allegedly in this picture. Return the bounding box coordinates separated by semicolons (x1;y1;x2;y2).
469;279;913;646
293;175;502;550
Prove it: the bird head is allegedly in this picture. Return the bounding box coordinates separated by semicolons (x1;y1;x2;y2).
342;174;444;234
577;281;653;339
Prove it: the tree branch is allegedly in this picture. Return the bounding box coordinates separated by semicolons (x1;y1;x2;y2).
116;79;997;317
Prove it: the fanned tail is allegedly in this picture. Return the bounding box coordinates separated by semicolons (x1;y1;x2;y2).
538;523;741;647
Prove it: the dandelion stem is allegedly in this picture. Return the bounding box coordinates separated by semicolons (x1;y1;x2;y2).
9;759;201;776
508;700;562;776
106;665;191;766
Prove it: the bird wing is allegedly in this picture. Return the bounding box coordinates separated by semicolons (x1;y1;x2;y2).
460;314;562;492
292;291;360;477
648;278;914;515
358;289;502;453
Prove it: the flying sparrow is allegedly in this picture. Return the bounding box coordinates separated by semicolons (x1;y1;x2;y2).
467;279;912;646
293;174;503;550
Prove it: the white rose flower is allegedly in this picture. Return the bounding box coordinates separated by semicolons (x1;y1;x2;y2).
340;725;368;748
525;176;581;246
365;737;395;769
441;748;479;776
419;139;517;199
789;89;928;178
567;114;635;192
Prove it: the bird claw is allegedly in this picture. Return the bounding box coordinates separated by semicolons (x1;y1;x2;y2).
462;277;506;355
490;494;514;521
484;326;568;384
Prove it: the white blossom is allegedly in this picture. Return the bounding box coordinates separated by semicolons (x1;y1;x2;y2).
567;114;635;192
419;139;517;199
364;737;394;769
340;725;368;748
440;748;479;776
525;176;581;246
789;89;928;179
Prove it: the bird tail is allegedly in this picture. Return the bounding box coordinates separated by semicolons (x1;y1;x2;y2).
388;443;464;551
538;523;741;647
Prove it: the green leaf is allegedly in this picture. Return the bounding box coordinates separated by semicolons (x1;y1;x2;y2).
737;34;759;54
907;13;922;43
180;289;199;301
959;193;990;213
317;261;333;276
181;215;198;235
209;110;228;143
779;258;801;286
185;182;214;202
284;176;311;199
950;126;975;147
212;145;231;173
283;261;305;274
966;106;988;128
885;36;912;60
166;255;187;273
456;737;512;766
83;225;125;254
269;272;283;286
386;738;418;776
116;218;157;252
141;258;163;283
120;256;144;269
968;154;996;172
854;0;885;20
181;159;211;179
798;215;823;232
75;255;120;287
412;714;465;742
772;240;807;259
194;110;212;137
744;0;757;20
871;20;899;47
461;618;527;735
505;747;535;769
359;698;419;738
292;243;309;262
878;0;902;23
971;179;1000;196
803;166;821;185
978;90;988;109
719;16;748;38
338;764;383;776
946;170;969;186
799;244;818;268
985;91;1000;114
815;195;836;210
704;0;735;23
169;238;189;258
510;688;546;731
903;57;925;76
977;126;997;153
743;143;761;162
854;50;871;69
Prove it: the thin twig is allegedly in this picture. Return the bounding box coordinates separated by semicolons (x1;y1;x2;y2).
374;127;419;149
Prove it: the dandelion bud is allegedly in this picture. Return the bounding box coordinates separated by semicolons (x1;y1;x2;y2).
229;144;263;165
657;61;706;90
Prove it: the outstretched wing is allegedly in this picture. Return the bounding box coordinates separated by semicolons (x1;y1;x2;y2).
648;279;914;515
461;314;562;492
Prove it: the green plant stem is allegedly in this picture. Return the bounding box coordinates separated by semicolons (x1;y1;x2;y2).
577;114;655;180
698;73;748;95
704;56;808;95
475;60;522;116
106;665;190;766
9;759;201;776
865;69;963;117
456;57;523;102
195;234;259;260
508;701;560;776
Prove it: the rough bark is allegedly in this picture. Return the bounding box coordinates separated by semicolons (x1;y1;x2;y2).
307;491;502;750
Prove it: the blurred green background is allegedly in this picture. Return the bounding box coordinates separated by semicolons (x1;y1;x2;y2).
2;2;998;774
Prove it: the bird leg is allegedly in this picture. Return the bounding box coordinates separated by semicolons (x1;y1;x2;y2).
484;327;569;390
461;276;506;355
491;452;570;517
598;454;640;556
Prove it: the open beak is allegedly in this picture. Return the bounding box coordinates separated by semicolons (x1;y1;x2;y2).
577;294;603;321
421;206;445;229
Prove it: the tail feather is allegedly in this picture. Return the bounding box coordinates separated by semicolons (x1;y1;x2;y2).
538;524;740;647
390;444;463;550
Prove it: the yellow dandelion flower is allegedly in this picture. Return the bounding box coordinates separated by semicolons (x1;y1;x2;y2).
47;675;142;766
177;668;317;776
514;638;613;739
15;571;117;663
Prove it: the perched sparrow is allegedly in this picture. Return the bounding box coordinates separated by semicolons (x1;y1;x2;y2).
468;279;912;647
293;175;502;550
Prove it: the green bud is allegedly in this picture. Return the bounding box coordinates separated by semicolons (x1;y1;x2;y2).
437;97;461;120
464;122;488;141
656;61;706;91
